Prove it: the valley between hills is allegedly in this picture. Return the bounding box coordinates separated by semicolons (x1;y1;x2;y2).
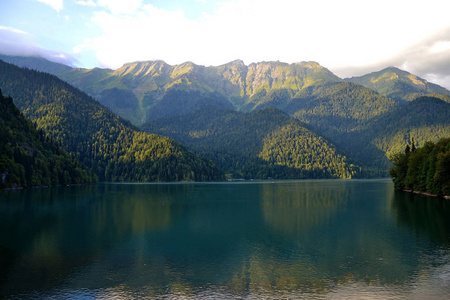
1;54;450;187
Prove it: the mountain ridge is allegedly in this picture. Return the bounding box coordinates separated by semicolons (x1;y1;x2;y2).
0;59;224;182
0;55;348;124
345;66;450;102
2;55;450;176
2;54;449;123
2;54;449;99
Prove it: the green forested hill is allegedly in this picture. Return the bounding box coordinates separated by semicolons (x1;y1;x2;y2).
346;67;450;102
334;96;450;169
390;137;450;196
3;55;450;177
0;90;96;188
291;82;398;131
0;60;224;182
362;97;450;160
286;89;450;170
143;106;360;179
277;82;399;168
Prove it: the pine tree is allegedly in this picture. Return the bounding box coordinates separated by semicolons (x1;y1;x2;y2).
405;144;411;155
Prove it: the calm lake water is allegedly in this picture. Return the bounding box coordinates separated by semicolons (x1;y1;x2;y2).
1;179;450;299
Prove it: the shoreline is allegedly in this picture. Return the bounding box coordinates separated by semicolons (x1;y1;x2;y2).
402;189;450;200
1;183;94;191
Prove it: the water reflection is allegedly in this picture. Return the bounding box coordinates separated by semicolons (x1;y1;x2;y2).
225;180;450;298
391;190;450;246
1;181;450;299
261;180;349;234
0;184;184;296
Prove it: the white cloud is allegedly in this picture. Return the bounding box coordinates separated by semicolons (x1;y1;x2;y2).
429;41;450;54
36;0;63;12
0;26;27;35
75;0;450;85
333;27;450;89
0;26;36;56
0;26;77;66
84;4;197;68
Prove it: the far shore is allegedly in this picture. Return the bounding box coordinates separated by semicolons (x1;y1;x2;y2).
403;189;450;200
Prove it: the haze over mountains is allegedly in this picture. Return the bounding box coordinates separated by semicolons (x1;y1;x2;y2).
1;54;450;184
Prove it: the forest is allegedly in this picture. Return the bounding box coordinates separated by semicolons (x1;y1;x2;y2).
0;89;96;188
389;138;450;197
143;105;362;179
0;60;224;183
1;57;450;186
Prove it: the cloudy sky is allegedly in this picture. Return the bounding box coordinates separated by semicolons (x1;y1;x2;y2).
1;0;450;88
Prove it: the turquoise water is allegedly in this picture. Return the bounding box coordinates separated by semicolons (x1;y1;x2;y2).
1;180;450;299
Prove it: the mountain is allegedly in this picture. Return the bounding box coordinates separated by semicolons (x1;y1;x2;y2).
0;59;224;182
345;67;450;102
3;55;450;119
2;55;450;176
267;82;397;168
143;105;361;179
334;96;450;169
361;96;450;159
57;60;343;125
290;82;398;129
0;89;96;188
0;56;343;125
0;54;73;76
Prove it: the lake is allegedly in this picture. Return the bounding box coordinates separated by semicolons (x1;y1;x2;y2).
1;179;450;299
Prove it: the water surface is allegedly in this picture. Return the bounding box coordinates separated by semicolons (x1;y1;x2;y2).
1;180;450;299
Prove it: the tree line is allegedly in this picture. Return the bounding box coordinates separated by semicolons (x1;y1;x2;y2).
389;137;450;197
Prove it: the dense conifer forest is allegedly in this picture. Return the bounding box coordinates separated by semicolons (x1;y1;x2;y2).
143;105;361;179
0;60;224;183
0;90;96;188
1;56;450;185
389;138;450;197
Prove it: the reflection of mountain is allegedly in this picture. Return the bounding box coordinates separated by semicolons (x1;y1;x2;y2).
226;251;334;297
0;184;180;295
243;180;427;291
391;191;450;246
2;181;450;299
261;180;349;234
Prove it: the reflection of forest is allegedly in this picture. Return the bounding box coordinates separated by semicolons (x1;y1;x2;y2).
391;190;450;246
0;184;181;295
261;181;349;233
226;181;352;295
222;181;432;297
2;181;450;299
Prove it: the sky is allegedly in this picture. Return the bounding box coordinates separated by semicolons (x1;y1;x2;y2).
1;0;450;88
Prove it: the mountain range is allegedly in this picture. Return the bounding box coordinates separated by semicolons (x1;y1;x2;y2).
2;55;449;125
0;59;224;184
1;54;449;183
